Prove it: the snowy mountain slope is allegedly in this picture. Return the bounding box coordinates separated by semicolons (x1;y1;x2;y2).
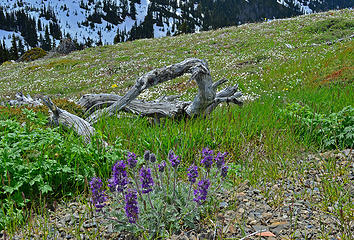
0;0;353;50
0;0;151;47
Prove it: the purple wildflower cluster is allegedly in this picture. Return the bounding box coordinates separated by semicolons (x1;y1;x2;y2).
108;161;128;193
200;148;229;178
215;152;228;169
168;150;180;168
158;161;166;172
187;165;198;184
201;148;214;169
90;148;230;227
150;153;156;163
193;179;210;204
125;189;139;223
127;152;137;169
140;167;154;194
90;177;107;212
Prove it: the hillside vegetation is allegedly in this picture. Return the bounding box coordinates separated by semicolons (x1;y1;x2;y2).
0;9;353;239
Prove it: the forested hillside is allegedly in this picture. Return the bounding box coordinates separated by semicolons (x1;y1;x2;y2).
0;0;353;64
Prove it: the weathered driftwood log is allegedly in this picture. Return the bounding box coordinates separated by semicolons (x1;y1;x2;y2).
84;58;243;124
3;59;243;144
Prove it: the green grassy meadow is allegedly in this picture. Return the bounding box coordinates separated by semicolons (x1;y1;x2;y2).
0;9;353;239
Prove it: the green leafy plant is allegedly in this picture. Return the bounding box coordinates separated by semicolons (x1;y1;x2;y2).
281;103;353;149
0;109;124;230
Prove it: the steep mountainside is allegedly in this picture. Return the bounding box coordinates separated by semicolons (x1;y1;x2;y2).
0;0;353;51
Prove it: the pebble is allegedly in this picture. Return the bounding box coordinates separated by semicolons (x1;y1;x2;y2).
238;208;245;214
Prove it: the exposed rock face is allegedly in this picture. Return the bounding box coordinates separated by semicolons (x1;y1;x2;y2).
56;38;77;55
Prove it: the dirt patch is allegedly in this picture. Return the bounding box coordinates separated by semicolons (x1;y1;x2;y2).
320;66;354;85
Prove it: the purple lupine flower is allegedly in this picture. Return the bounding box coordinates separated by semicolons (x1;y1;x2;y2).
158;161;166;172
187;165;198;184
90;177;107;212
193;178;210;204
125;189;139;223
127;152;137;169
168;150;180;168
144;150;150;162
201;148;214;169
108;161;128;193
215;152;228;169
140;167;154;193
221;165;229;178
149;153;156;163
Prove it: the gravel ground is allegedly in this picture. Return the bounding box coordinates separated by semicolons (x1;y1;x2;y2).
3;149;353;240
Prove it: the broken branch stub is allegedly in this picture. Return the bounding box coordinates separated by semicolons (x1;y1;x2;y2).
40;96;106;146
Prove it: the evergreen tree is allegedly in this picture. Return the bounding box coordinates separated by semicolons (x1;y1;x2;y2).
129;1;137;20
37;19;42;31
113;29;121;44
120;0;129;18
18;38;25;56
49;21;62;40
97;30;103;46
42;26;52;51
9;34;18;60
0;41;10;64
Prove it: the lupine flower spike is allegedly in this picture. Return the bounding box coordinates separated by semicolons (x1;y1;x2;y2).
149;153;160;186
108;160;128;194
128;152;145;206
140;167;154;209
127;152;137;169
158;161;166;190
125;189;139;224
168;150;180;168
187;165;198;199
193;178;210;205
158;161;166;172
215;152;228;169
187;165;198;184
144;150;150;162
149;153;156;163
140;167;154;194
168;150;180;197
201;148;214;171
90;177;107;212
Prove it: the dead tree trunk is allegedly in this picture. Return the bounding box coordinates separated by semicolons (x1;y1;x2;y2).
84;58;243;124
4;59;243;144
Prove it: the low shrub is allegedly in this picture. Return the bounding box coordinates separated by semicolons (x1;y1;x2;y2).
18;47;47;62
